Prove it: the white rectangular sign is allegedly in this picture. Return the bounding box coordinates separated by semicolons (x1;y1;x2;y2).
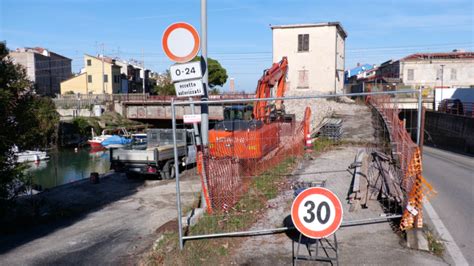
174;79;204;97
183;114;202;124
170;61;202;82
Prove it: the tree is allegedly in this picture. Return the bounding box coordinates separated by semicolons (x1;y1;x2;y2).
0;43;59;210
193;56;228;89
152;57;228;96
151;70;175;96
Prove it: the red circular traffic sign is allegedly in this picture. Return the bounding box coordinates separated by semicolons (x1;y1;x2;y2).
291;187;343;239
162;22;200;63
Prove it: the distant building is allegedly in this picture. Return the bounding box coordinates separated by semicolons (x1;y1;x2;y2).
114;58;154;93
271;22;347;95
60;54;121;94
9;47;72;96
345;63;376;82
376;51;474;89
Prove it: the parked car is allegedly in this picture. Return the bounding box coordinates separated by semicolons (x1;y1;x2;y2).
438;98;464;115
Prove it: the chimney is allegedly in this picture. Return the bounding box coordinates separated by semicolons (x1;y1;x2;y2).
229;78;235;93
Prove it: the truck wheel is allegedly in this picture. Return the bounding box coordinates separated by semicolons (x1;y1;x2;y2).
162;160;176;180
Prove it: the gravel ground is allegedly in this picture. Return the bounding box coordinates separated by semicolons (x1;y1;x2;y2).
230;103;445;265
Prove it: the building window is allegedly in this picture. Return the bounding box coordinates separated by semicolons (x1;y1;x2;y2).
450;68;457;80
436;69;443;80
88;75;92;83
87;59;92;66
298;34;309;52
297;70;309;88
114;75;120;83
407;69;414;81
104;74;108;82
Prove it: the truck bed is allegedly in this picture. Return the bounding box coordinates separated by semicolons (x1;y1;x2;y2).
111;144;186;165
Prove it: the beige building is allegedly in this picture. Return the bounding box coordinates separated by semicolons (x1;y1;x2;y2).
271;22;347;95
61;54;121;94
10;47;72;96
372;51;474;92
400;52;474;89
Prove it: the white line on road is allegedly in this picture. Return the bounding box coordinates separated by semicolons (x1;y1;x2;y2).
424;199;469;266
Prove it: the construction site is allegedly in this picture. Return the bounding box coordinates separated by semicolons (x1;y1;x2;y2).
150;56;440;264
3;1;473;264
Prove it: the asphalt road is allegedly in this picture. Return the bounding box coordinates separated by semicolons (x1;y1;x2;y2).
422;146;474;264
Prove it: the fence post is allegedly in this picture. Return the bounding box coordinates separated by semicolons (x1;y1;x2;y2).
171;99;184;250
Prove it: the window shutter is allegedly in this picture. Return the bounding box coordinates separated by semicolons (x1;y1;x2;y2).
450;69;457;80
298;70;309;88
303;34;309;51
298;35;303;52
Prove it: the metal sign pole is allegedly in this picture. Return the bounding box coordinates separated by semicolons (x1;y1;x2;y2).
189;98;201;146
416;87;422;146
171;99;184;250
200;0;209;146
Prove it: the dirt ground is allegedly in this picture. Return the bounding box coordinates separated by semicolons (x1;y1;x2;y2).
0;170;201;265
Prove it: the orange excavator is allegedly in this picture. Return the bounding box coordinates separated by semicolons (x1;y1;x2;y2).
209;57;294;159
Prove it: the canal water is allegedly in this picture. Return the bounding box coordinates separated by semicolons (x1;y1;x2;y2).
26;147;110;189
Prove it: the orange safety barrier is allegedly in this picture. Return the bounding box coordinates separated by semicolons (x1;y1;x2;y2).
368;95;435;230
198;120;305;212
303;107;312;148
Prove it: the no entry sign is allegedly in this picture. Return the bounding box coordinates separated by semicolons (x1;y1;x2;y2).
291;187;343;239
162;22;200;63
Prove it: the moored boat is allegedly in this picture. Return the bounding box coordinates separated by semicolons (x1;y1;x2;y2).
14;148;49;163
101;135;133;149
87;135;112;147
87;129;112;148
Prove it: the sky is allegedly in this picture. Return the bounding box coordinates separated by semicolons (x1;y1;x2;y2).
1;0;473;92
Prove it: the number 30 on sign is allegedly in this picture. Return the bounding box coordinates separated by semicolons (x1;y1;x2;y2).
291;187;343;239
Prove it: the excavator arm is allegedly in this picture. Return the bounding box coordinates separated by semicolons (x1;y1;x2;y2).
253;57;288;121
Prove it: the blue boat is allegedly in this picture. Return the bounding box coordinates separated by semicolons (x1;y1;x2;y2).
101;135;133;149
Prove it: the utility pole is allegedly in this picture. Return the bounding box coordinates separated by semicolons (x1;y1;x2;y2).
440;64;445;102
101;43;105;94
142;48;145;95
201;0;209;146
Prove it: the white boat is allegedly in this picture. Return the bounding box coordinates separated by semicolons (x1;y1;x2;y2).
14;149;49;163
87;129;112;148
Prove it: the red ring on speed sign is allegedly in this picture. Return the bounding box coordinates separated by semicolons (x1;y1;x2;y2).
291;187;343;239
162;22;200;63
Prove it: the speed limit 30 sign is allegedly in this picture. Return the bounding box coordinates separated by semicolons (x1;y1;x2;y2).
291;187;343;239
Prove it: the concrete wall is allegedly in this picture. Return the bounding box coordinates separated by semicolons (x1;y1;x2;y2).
124;104;224;120
400;59;474;88
425;111;474;154
272;24;345;95
9;52;35;80
57;106;104;118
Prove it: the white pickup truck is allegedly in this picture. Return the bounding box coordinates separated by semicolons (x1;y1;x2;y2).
110;129;196;179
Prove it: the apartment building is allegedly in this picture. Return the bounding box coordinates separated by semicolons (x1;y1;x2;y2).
271;22;347;95
60;54;121;94
375;51;474;89
9;47;72;95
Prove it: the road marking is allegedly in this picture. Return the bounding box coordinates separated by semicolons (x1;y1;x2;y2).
424;199;469;266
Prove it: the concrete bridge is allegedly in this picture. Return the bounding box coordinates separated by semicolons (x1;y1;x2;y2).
54;93;254;120
54;93;436;121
